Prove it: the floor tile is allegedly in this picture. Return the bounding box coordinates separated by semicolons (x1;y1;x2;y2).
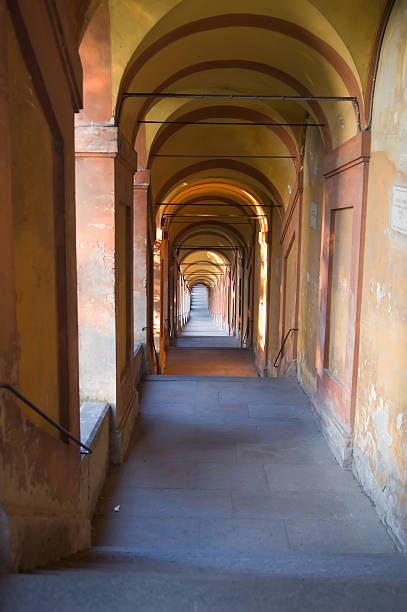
97;488;233;519
195;403;249;417
264;462;362;493
199;518;289;553
285;517;396;554
231;490;358;520
104;459;196;490
94;515;200;549
195;462;268;491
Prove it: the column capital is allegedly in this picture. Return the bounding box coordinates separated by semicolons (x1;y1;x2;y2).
134;169;151;188
75;124;137;171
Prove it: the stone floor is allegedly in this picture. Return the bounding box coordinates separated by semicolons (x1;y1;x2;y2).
165;347;257;376
94;375;396;557
3;294;405;610
165;285;256;375
3;374;407;611
178;284;230;338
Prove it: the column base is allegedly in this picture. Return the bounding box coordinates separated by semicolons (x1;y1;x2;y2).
109;389;139;464
301;383;354;468
353;446;407;553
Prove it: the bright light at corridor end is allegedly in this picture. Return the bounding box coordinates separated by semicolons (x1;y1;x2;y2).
242;190;268;352
160;181;268;352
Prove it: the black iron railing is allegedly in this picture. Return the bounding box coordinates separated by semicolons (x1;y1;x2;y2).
242;318;250;346
0;383;92;454
142;326;161;374
273;328;299;368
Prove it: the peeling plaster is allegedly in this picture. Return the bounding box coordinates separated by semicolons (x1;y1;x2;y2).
372;396;393;450
397;413;407;433
88;223;110;231
375;282;392;312
376;282;386;307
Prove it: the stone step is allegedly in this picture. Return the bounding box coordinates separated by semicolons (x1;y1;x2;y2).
143;374;267;382
2;548;407;612
49;546;407;581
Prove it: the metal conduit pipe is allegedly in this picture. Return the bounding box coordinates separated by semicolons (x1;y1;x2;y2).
117;92;362;130
156;203;282;208
139;120;324;126
152;154;295;159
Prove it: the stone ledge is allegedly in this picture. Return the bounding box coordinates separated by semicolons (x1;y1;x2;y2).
80;403;111;519
80;402;110;451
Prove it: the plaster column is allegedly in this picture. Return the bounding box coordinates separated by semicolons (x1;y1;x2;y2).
133;170;149;352
152;238;161;373
75;125;138;463
160;234;169;372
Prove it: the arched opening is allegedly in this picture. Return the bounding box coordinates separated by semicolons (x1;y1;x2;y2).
152;179;270;374
3;0;407;580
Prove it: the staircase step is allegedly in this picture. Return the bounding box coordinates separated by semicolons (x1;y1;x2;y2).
44;547;407;581
2;552;407;612
143;374;262;382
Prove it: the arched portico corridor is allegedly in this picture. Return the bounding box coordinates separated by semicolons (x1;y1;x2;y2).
2;1;407;610
165;284;258;375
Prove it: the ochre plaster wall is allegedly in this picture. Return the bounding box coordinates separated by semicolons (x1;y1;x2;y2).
353;0;407;551
114;152;139;455
284;240;296;338
266;211;282;374
1;0;89;570
277;181;302;377
252;240;261;368
116;201;131;377
327;207;353;383
76;154;116;403
115;158;135;385
77;0;112;124
8;17;59;432
297;127;324;390
75;124;139;463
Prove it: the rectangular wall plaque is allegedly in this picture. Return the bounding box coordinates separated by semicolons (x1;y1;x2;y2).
310;201;318;230
391;186;407;236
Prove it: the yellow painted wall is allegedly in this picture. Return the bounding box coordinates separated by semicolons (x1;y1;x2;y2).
8;17;60;434
327;207;353;384
284;240;296;337
297;127;324;390
252;240;260;361
353;0;407;551
267;211;282;374
116;201;131;379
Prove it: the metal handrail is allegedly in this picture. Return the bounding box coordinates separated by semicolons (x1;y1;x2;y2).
273;328;299;368
142;326;161;374
242;318;250;345
0;383;92;454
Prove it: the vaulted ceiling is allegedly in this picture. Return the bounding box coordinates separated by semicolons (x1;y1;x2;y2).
80;0;390;286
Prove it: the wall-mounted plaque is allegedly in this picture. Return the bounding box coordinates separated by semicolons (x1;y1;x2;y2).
310;201;318;230
391;186;407;236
